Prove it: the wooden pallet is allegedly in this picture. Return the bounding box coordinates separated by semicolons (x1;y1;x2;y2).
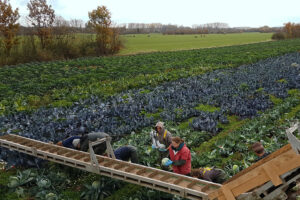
209;123;300;200
236;167;300;200
0;134;221;200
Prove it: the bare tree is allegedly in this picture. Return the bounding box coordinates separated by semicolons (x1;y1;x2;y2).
27;0;55;49
70;19;84;28
0;0;20;55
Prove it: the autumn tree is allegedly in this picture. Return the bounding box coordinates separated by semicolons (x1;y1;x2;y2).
88;6;122;55
284;22;300;39
27;0;55;49
284;22;293;38
0;0;20;55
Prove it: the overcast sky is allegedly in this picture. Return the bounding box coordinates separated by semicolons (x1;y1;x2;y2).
10;0;300;28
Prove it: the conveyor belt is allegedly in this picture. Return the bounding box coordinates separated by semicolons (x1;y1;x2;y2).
1;123;300;200
0;134;221;200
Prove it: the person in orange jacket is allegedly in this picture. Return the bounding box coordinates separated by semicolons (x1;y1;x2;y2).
163;136;191;176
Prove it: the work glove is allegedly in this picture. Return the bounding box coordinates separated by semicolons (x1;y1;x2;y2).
150;130;156;138
164;159;173;166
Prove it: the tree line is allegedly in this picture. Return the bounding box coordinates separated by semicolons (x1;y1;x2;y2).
117;23;281;35
272;22;300;40
1;0;299;66
0;0;122;66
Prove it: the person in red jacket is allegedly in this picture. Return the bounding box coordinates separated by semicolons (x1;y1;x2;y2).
163;137;191;176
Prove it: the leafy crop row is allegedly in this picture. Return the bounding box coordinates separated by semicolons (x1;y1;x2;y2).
1;52;299;167
1;44;300;199
1;39;300;115
104;90;300;200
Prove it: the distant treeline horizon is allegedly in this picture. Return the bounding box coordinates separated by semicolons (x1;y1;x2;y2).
16;21;281;36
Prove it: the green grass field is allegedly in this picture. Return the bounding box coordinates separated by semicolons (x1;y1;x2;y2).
119;32;272;55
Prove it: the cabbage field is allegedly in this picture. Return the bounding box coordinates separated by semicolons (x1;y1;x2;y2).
1;39;300;199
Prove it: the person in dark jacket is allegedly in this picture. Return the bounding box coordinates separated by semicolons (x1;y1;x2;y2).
57;136;81;149
191;167;228;184
163;137;191;176
114;145;138;163
57;132;109;155
252;142;270;162
80;132;109;155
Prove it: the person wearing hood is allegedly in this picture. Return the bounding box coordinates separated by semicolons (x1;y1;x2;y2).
163;137;191;176
151;121;172;150
150;121;172;169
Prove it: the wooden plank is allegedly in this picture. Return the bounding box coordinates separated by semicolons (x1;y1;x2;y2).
39;145;52;151
224;148;296;192
83;157;90;162
19;140;32;145
114;163;126;170
64;152;76;157
221;185;235;200
73;154;86;160
49;147;59;153
160;174;171;181
187;181;197;188
262;164;282;186
0;134;12;140
43;146;57;153
174;178;184;185
56;149;69;156
104;160;115;167
125;166;136;172
231;170;269;196
287;123;300;154
97;157;105;164
78;155;90;161
226;153;298;197
224;166;263;192
216;195;226;200
148;171;159;178
30;143;45;149
136;168;147;175
223;144;292;184
201;185;210;192
287;123;299;134
13;138;27;144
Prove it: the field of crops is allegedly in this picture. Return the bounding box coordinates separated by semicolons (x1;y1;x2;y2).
119;32;272;55
0;39;300;199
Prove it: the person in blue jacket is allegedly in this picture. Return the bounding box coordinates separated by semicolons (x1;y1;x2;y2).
57;132;109;155
56;136;81;149
113;145;138;163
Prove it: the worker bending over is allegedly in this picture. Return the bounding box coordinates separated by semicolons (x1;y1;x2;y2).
57;132;109;155
113;145;138;163
191;167;228;184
